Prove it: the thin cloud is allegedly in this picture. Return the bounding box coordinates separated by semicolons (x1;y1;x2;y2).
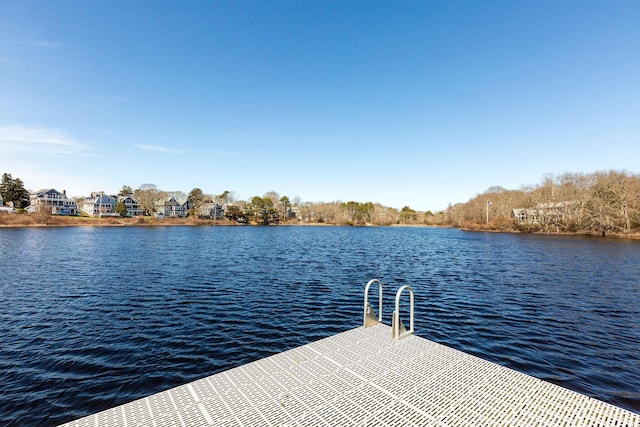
0;125;93;156
0;41;62;48
134;144;188;154
30;41;62;48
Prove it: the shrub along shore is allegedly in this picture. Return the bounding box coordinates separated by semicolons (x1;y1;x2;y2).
2;212;639;241
0;214;238;227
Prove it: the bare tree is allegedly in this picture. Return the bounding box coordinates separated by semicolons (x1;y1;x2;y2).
452;170;640;234
587;171;639;233
372;204;398;225
263;191;280;208
165;190;187;203
133;184;164;215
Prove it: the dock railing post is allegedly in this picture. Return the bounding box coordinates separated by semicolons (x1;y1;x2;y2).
392;285;414;340
363;279;383;328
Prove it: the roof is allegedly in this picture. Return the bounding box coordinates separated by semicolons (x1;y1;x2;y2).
32;188;64;196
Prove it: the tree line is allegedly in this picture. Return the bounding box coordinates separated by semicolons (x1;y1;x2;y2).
0;175;445;226
447;170;640;235
127;184;449;225
132;184;446;225
5;169;639;233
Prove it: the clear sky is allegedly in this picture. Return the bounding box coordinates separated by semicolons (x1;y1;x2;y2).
1;1;638;211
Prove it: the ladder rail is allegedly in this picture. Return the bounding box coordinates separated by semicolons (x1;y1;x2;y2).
392;285;414;340
363;279;383;327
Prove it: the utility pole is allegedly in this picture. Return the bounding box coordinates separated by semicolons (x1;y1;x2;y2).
486;200;492;224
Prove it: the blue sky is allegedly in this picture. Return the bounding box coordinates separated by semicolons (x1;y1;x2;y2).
1;1;638;211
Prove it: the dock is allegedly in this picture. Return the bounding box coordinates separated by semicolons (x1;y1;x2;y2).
61;282;639;426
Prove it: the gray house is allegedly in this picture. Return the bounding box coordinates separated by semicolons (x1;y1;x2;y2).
156;197;191;218
512;201;576;225
118;195;145;217
197;202;225;219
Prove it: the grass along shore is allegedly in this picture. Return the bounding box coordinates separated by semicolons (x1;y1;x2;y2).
0;213;241;227
2;212;639;239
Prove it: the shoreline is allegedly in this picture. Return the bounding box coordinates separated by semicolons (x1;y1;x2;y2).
460;226;640;241
1;214;639;240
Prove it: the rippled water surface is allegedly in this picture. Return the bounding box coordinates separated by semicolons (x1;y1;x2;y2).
1;226;639;425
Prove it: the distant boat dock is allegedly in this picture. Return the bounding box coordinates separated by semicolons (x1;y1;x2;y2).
60;281;639;426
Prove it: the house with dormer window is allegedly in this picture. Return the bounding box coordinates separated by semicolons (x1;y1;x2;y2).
78;192;119;217
28;189;78;215
512;201;578;225
156;197;191;218
196;202;225;219
118;196;144;217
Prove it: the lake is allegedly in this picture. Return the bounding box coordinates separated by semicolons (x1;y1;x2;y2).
0;226;638;425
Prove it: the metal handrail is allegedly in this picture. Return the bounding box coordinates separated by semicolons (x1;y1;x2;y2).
392;285;414;340
363;279;383;328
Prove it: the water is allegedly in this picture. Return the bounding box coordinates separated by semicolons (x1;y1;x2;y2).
0;226;638;425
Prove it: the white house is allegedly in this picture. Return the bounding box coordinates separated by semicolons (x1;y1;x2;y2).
78;192;119;217
0;193;17;213
28;189;78;215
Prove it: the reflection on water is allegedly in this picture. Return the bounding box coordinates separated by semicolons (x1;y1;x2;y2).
0;226;638;424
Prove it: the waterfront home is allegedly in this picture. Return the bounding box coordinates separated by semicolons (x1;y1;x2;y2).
78;192;119;217
181;200;193;216
512;208;539;224
0;194;17;213
196;202;225;219
155;197;191;218
118;195;145;217
512;201;577;225
28;189;78;215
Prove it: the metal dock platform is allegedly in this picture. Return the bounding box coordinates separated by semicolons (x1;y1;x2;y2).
61;281;639;426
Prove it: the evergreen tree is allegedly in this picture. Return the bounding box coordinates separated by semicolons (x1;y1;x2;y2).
115;200;128;217
187;188;205;217
118;185;134;197
0;173;30;208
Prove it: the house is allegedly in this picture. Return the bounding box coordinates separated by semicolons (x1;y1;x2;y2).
512;208;540;224
181;200;192;216
118;195;145;217
78;192;119;217
285;206;297;220
155;197;191;218
0;193;17;213
28;189;78;215
512;201;577;225
196;202;225;219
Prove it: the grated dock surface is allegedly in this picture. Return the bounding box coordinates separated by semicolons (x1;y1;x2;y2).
60;324;639;426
